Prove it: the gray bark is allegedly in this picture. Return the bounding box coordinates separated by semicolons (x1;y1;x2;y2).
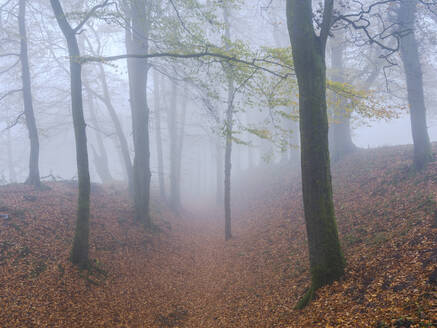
398;0;432;169
19;0;40;187
125;0;152;226
50;0;91;268
286;0;344;307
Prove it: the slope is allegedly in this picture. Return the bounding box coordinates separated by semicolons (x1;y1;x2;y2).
0;144;436;327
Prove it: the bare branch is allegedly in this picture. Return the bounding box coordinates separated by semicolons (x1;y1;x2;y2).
81;51;294;79
0;88;22;102
73;0;112;33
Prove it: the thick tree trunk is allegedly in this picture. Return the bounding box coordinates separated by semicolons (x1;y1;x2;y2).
19;0;40;187
330;40;356;162
153;70;166;201
126;0;152;226
398;0;432;170
286;0;344;307
50;0;91;268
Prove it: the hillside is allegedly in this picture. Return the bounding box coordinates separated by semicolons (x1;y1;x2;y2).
0;144;436;327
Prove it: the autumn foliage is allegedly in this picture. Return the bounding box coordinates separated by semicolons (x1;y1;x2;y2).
0;144;436;327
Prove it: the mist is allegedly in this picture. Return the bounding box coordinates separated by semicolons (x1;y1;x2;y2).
0;0;436;327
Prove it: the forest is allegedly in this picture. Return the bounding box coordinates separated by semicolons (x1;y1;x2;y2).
0;0;436;327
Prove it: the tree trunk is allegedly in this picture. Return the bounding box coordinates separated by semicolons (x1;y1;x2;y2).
286;0;344;307
85;85;113;184
216;137;224;206
125;0;152;226
398;0;432;170
95;63;133;191
6;129;17;183
19;0;40;187
330;39;356;162
168;81;180;211
153;70;166;201
176;88;187;207
223;4;233;241
50;0;91;268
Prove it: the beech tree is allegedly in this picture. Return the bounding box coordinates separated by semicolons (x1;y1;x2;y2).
18;0;40;187
329;35;356;162
124;0;152;227
397;0;433;169
286;0;345;307
223;2;235;241
50;0;109;267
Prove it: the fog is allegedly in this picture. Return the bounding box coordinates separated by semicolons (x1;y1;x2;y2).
0;0;436;325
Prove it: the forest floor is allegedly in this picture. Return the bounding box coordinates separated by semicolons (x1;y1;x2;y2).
0;144;436;328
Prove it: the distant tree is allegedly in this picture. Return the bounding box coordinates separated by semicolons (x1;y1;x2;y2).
124;0;152;227
83;80;113;184
396;0;433;169
18;0;40;187
286;0;345;308
329;34;356;162
167;80;187;212
153;69;166;201
223;2;234;241
83;29;134;191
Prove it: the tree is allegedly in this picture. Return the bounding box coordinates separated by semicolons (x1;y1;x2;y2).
84;81;113;184
286;0;345;307
83;30;134;191
153;69;166;201
125;0;152;227
19;0;40;187
329;35;356;162
50;0;108;267
167;80;186;212
223;2;234;241
397;0;433;169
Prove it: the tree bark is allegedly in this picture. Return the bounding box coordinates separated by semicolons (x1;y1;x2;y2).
125;0;152;226
286;0;344;307
153;70;166;201
19;0;40;187
398;0;432;170
50;0;91;268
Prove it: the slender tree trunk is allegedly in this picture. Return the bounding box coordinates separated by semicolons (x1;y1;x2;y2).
153;70;166;201
398;0;432;170
125;0;152;226
85;86;113;183
50;0;91;268
330;39;356;162
168;81;180;211
95;63;133;189
175;88;187;208
286;0;344;307
216;137;224;205
6;129;17;183
223;4;233;241
19;0;40;187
